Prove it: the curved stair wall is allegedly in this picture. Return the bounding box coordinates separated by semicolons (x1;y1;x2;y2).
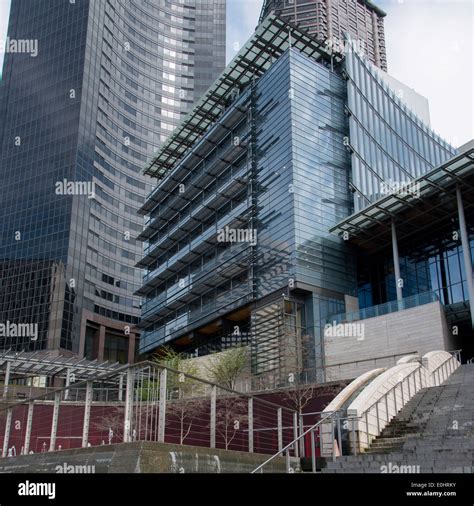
320;350;460;455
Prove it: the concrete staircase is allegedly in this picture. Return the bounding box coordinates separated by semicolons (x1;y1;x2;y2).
323;364;474;473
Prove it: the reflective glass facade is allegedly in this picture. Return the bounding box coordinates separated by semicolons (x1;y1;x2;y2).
0;0;225;355
357;231;474;311
345;44;457;212
139;47;355;356
138;15;465;380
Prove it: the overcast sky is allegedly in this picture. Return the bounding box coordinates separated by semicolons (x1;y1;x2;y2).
1;0;472;146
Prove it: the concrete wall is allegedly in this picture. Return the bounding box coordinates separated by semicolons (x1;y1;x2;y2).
0;441;299;474
324;302;452;382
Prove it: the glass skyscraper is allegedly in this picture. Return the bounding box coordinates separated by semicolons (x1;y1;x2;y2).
0;0;226;361
260;0;388;70
137;15;459;383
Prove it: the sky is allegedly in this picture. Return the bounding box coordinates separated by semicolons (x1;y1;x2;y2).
1;0;472;145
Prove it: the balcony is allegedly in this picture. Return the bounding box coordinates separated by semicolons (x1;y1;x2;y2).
326;291;439;325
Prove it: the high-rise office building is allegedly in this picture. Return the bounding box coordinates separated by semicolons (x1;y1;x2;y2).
260;0;388;70
0;0;226;361
137;15;468;386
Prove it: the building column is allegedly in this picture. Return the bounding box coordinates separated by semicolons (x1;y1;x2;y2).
82;381;93;448
49;392;61;451
123;367;134;443
2;407;12;457
24;401;34;454
391;220;403;302
456;186;474;328
97;326;106;361
3;361;11;399
127;333;136;364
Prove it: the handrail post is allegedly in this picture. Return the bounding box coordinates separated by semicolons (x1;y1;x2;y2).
310;429;316;473
351;416;357;455
124;367;134;443
375;402;380;434
158;368;167;443
299;413;305;458
2;407;12;458
277;408;283;452
331;416;336;462
293;412;299;457
3;361;11;399
24;401;34;455
210;385;217;449
365;411;369;449
336;416;342;457
82;381;93;448
248;397;253;453
49;391;61;451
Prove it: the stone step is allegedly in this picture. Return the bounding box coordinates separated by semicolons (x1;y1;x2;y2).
321;365;473;473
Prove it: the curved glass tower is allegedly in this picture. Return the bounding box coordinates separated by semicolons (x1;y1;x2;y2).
0;0;226;361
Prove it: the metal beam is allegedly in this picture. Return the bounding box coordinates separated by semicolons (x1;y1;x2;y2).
123;368;134;443
64;368;72;401
24;401;34;455
456;186;474;328
277;407;283;451
2;407;12;458
248;397;254;453
82;381;93;448
49;392;61;451
210;385;217;449
157;368;167;443
391;220;403;302
118;373;124;402
3;360;11;399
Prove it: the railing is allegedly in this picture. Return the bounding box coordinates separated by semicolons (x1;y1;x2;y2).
339;350;461;454
349;365;425;453
325;291;439;326
430;351;461;386
251;411;336;473
322;351;418;383
0;360;297;460
251;409;358;473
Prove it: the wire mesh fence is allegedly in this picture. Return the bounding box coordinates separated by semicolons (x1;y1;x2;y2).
0;361;297;458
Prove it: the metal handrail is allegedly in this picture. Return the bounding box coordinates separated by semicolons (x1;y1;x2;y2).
357;349;461;422
431;355;456;377
0;359;296;417
359;367;419;422
251;411;337;474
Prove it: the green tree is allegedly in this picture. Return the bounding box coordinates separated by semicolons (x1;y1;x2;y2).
205;346;249;391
